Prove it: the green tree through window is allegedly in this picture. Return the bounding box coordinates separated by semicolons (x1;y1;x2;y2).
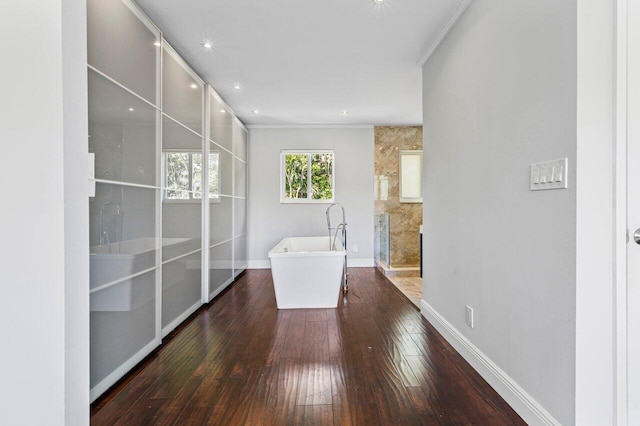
282;151;334;202
311;153;333;199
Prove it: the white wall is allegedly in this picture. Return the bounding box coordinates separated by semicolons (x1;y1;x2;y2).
0;0;89;424
248;127;374;267
421;1;577;424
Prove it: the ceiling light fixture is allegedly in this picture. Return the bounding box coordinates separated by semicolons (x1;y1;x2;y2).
190;83;198;89
342;110;349;116
373;0;385;3
232;84;241;90
153;41;161;47
220;109;226;113
252;110;259;114
128;107;135;112
203;42;213;49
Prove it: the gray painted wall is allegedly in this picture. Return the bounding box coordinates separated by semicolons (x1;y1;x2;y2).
421;1;577;424
247;127;374;267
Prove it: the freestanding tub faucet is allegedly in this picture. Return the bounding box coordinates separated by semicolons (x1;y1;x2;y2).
326;202;348;293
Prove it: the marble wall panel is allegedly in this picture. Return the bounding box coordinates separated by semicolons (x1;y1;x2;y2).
374;126;423;267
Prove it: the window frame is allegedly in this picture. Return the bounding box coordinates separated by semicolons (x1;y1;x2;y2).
162;149;220;203
399;149;423;203
280;149;335;204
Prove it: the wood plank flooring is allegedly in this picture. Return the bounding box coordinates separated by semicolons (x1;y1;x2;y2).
386;276;422;307
91;268;525;425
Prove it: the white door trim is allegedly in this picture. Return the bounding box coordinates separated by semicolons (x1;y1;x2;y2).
614;0;628;424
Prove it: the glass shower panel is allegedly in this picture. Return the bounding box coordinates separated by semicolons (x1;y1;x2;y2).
209;241;233;299
234;198;247;237
213;144;233;197
233;122;247;161
162;251;202;329
90;269;157;389
234;236;247;274
88;70;157;187
162;46;203;134
234;159;247;198
87;0;159;105
90;183;159;288
375;214;390;267
209;196;233;246
210;92;233;151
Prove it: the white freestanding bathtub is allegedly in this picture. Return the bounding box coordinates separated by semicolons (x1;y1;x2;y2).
268;236;346;309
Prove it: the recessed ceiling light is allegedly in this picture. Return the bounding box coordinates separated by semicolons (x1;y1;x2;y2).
203;42;213;49
342;110;349;116
220;109;226;113
153;41;161;47
252;110;259;114
373;0;385;3
190;83;198;89
128;107;135;112
232;84;241;90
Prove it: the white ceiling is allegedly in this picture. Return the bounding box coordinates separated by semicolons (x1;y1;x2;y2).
134;0;465;126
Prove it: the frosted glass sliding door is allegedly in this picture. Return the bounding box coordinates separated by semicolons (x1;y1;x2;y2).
210;93;233;152
161;44;204;336
87;0;159;104
208;89;235;300
88;70;157;187
87;0;161;402
209;241;233;299
88;0;249;402
233;121;248;276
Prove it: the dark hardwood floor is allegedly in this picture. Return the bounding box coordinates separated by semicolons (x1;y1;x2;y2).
91;268;525;425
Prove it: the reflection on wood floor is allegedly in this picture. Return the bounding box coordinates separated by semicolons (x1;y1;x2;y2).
91;268;524;425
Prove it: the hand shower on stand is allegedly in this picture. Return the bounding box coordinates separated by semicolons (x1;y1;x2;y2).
326;202;348;293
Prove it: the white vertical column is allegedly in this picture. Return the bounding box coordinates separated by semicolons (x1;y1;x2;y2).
62;0;90;422
0;0;89;424
576;0;616;423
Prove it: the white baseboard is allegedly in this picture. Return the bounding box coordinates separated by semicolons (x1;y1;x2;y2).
248;258;375;269
420;300;560;426
248;260;270;269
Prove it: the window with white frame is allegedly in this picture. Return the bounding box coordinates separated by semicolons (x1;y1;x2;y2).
164;151;219;200
281;150;334;203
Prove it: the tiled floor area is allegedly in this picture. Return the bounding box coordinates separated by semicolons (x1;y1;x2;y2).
387;276;422;307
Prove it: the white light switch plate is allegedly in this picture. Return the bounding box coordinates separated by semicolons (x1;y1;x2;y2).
530;158;568;191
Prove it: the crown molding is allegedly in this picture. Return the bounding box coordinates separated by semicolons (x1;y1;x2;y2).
417;0;472;66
